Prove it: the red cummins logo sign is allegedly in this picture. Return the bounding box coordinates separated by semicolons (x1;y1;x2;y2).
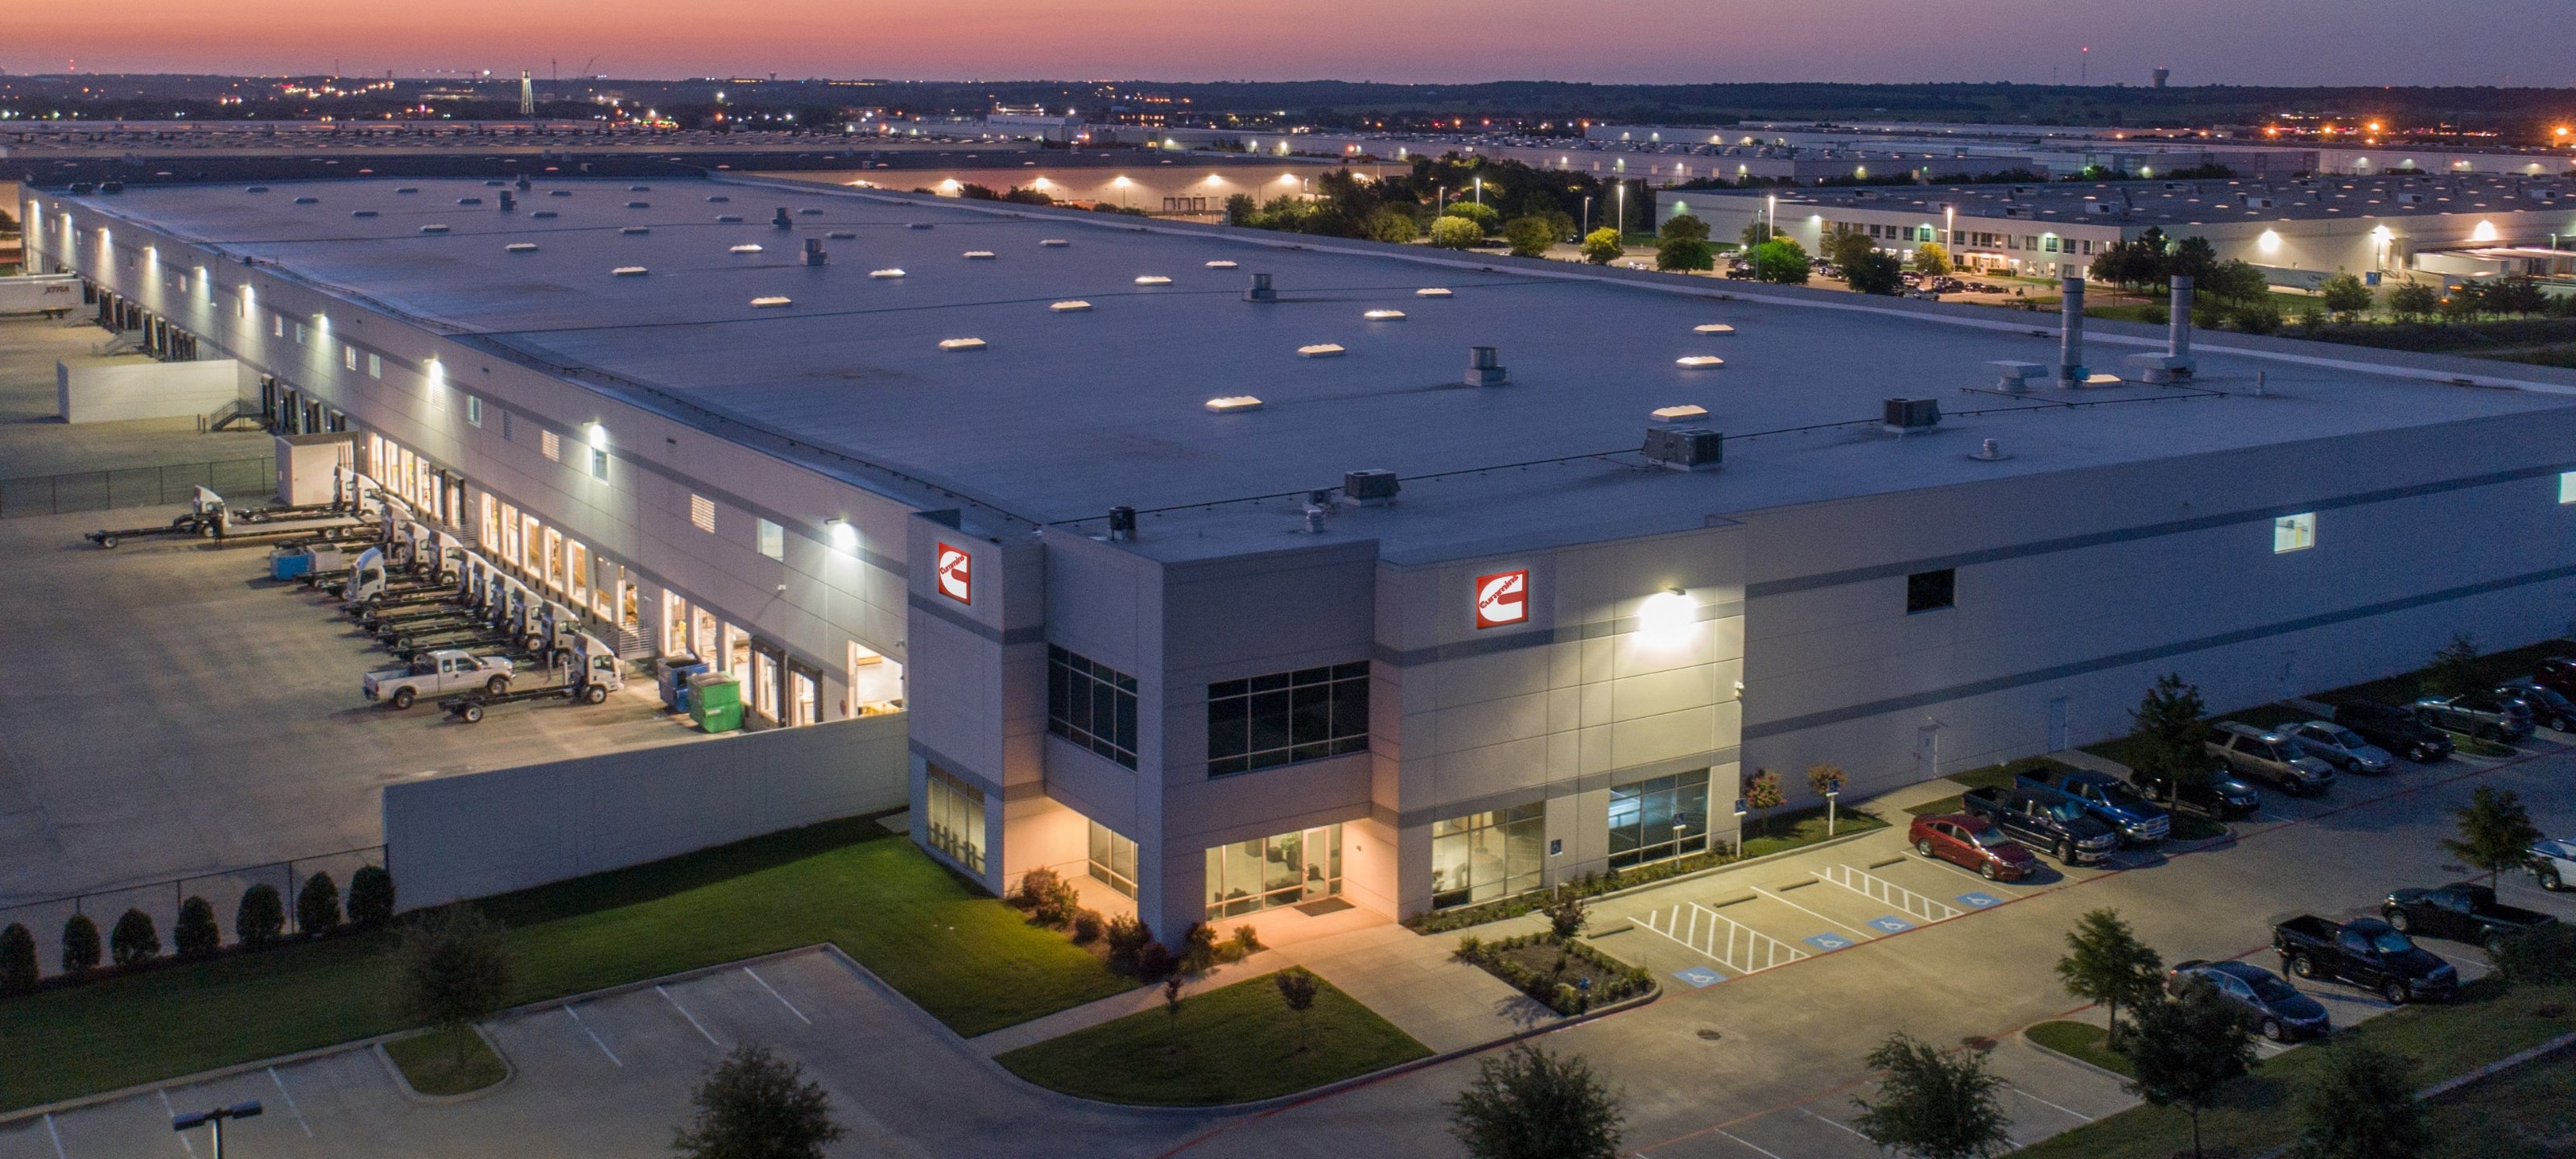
1474;569;1528;629
936;542;972;604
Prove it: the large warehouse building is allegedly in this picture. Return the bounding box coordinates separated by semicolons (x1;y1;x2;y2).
22;175;2576;944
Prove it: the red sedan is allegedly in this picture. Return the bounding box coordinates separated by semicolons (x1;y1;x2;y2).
1909;813;2037;881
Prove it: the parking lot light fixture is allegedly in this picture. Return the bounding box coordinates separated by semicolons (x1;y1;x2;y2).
171;1100;261;1159
1638;587;1695;647
1825;786;1841;837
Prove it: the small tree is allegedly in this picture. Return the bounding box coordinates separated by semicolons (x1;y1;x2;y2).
1823;229;1878;273
1806;764;1848;835
2128;674;2214;804
2487;922;2576;984
1579;227;1622;265
1913;242;1952;275
2388;281;2439;322
298;872;343;936
1752;238;1811;284
2317;273;2374;322
0;922;36;995
1847;250;1905;295
1104;914;1153;974
1851;1033;2013;1159
2054;909;2163;1049
1443;200;1500;232
1658;212;1711;243
1178;922;1219;975
1274;967;1320;1052
349;866;397;932
1430;215;1484;250
2291;1042;2424;1159
2421;633;2486;699
390;906;514;1069
672;1044;845;1159
1501;216;1556;258
1446;1044;1624;1159
1740;220;1774;249
2231;299;2284;334
236;884;286;949
174;896;221;962
2441;785;2541;889
109;909;160;967
1542;890;1588;941
1368;207;1419;244
1655;236;1714;272
1742;768;1786;838
61;914;101;975
2125;983;2256;1159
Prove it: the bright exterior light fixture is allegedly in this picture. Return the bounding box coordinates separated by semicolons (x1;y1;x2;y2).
1134;275;1172;285
750;296;793;307
1050;300;1092;312
827;518;858;551
963;250;996;260
869;268;906;278
1416;287;1453;298
2258;229;2283;254
1638;588;1695;645
1651;405;1709;422
1693;324;1736;334
1676;356;1725;369
1363;309;1406;320
938;337;987;351
729;244;764;254
1205;395;1264;414
1204;260;1238;269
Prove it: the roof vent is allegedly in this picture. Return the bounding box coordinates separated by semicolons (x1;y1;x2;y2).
1205;259;1238;269
630;185;650;192
484;179;506;188
870;268;906;279
730;244;764;254
1135;275;1173;286
352;210;378;218
457;196;484;205
707;195;731;203
621;226;651;235
827;231;857;239
1693;324;1735;334
1050;300;1092;312
773;207;793;228
1343;469;1401;505
613;266;649;277
907;222;934;230
963;250;996;260
548;189;572;197
626;201;650;208
1642;427;1724;472
1417;287;1453;298
799;208;824;216
293;196;320;204
530;210;557;219
1041;238;1070;247
938;337;987;351
419;225;450;234
1205;395;1264;414
1882;397;1941;431
1988;361;2046;393
1297;344;1345;358
750;296;793;308
1245;273;1277;303
1465;346;1509;388
716;214;745;223
803;238;828;267
505;242;539;253
395;187;419;194
1651;404;1709;423
1364;309;1406;320
1676;356;1725;369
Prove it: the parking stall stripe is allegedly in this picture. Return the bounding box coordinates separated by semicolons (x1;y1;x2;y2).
658;984;724;1048
42;1114;67;1159
2005;1083;2095;1122
1750;885;1872;938
266;1067;313;1136
743;966;813;1025
1711;1128;1789;1159
564;1004;622;1066
156;1091;196;1159
1795;1105;1872;1141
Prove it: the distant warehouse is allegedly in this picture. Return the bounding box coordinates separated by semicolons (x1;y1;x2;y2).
24;174;2576;943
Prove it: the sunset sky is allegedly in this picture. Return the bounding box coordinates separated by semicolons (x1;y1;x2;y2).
7;0;2570;87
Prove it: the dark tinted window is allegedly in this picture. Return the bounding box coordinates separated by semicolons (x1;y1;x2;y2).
1047;645;1139;769
1905;568;1955;613
1206;661;1368;776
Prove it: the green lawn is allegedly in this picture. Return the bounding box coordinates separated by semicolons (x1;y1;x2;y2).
384;1026;508;1096
2421;1035;2576;1159
2013;980;2576;1158
2023;1020;2136;1078
1740;801;1888;858
1906;757;2079;817
995;973;1431;1105
0;818;1133;1112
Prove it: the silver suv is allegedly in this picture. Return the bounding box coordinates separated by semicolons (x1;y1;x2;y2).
2206;721;2338;797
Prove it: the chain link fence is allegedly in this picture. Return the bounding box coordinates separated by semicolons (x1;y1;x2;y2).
0;847;384;983
0;457;275;520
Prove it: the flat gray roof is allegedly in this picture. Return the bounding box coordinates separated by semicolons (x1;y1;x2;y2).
67;176;2576;563
1670;173;2576;228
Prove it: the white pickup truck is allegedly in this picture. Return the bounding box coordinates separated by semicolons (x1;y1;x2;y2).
363;649;515;710
2533;838;2576;892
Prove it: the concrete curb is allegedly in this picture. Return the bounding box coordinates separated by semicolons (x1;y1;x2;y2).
2413;1029;2576;1101
374;1022;515;1104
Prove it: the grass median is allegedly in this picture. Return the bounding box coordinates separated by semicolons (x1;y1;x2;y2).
996;972;1431;1106
0;818;1134;1112
2013;979;2576;1159
383;1026;508;1096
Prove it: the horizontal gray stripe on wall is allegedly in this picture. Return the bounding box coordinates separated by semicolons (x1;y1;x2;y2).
1393;747;1740;831
1749;461;2575;600
908;737;1030;802
906;592;1046;647
1375;600;1747;669
1743;562;2576;741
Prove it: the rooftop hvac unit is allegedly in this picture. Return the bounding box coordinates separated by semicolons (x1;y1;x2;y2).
773;208;793;229
1465;345;1508;388
708;195;731;203
2083;200;2118;214
2242;195;2275;208
1245;273;1277;303
2003;205;2033;217
1882;397;1941;431
1642;427;1724;472
293;196;320;204
1343;469;1401;505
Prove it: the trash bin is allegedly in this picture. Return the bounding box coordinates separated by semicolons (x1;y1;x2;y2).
657;658;708;713
687;672;743;733
270;548;313;580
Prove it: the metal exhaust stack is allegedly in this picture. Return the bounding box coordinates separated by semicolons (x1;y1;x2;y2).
2058;274;2087;387
1244;273;1277;303
803;238;828;267
2123;274;2197;383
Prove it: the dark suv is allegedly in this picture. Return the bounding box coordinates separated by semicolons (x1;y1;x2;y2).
2127;763;2261;819
2496;683;2576;732
2411;692;2533;741
2331;700;2454;763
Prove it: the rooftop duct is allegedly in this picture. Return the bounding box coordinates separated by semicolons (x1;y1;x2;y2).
1465;346;1508;388
2057;274;2087;386
2125;274;2198;382
1641;427;1724;472
803;238;828;267
498;190;515;211
773;208;794;229
1107;505;1138;542
1882;398;1941;431
1245;273;1277;303
1343;469;1401;505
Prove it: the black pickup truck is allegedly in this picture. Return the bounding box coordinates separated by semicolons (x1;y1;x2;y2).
2382;885;2558;948
1960;784;2121;865
2273;916;2458;1005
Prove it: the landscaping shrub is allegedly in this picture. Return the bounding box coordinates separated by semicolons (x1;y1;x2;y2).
1011;867;1080;928
109;909;161;967
174;896;221;962
1134;942;1175;981
1104;914;1153;973
1229;925;1264;958
1543;892;1588;940
236;883;286;949
1070;909;1104;945
1179;922;1218;973
2489;923;2576;985
1453;932;1653;1015
1406;849;1743;933
298;872;342;936
0;922;36;995
60;914;101;975
349;866;397;932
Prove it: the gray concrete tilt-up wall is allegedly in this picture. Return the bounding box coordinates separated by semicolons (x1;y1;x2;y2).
384;713;909;909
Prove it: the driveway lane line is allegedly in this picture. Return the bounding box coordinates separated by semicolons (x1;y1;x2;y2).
42;1114;66;1159
155;1091;195;1159
742;966;812;1025
564;1004;622;1066
1750;885;1872;938
658;984;724;1048
265;1067;313;1136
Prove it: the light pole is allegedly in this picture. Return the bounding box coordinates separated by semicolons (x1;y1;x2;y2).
173;1101;262;1159
1615;181;1625;243
1824;786;1841;837
1581;194;1591;237
1473;175;1483;205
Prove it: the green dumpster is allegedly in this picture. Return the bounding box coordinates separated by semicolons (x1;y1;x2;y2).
687;673;744;733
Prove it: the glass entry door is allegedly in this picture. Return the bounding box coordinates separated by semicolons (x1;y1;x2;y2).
1205;824;1343;920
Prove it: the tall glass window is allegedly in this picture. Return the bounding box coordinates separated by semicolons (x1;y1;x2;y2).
1206;662;1369;776
925;766;986;875
1608;772;1710;869
1047;646;1139;769
1088;820;1137;898
1431;803;1546;909
1204;825;1341;919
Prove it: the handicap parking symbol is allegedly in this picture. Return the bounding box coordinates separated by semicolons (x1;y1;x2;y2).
1674;966;1727;988
1956;891;2003;909
1805;932;1856;951
1868;915;1915;934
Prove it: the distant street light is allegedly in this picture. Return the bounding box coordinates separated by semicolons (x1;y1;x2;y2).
173;1102;262;1159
